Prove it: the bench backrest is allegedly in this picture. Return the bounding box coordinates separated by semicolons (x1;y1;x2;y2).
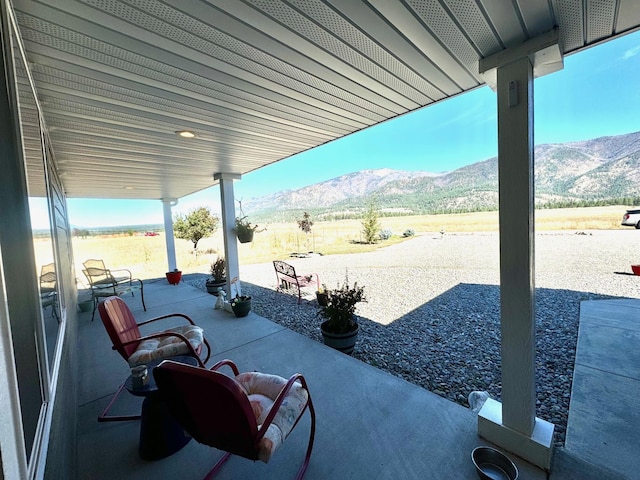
273;260;296;278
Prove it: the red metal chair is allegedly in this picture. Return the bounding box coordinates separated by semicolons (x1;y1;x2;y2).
97;296;211;422
154;359;315;480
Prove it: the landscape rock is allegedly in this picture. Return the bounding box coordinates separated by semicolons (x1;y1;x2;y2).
185;229;639;447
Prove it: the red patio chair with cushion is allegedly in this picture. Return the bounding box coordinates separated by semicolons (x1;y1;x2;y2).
153;359;315;480
97;296;211;422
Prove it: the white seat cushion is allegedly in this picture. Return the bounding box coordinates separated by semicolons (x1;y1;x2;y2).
235;372;309;463
127;324;204;367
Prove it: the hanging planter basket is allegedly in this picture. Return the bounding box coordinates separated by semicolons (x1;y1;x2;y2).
236;229;254;244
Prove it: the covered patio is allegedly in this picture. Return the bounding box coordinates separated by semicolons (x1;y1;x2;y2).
77;277;621;479
2;1;640;478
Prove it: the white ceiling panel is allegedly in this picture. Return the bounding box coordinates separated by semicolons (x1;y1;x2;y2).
9;0;640;200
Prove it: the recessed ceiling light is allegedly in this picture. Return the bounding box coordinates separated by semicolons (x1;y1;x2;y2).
176;130;196;138
124;186;134;190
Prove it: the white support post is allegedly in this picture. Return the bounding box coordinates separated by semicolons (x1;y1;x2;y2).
477;48;556;470
498;57;537;436
162;199;178;272
214;173;241;300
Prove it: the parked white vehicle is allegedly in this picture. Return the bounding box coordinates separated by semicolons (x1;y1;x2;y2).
621;208;640;228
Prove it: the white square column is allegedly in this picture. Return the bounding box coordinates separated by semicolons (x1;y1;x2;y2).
214;173;241;299
478;53;556;469
497;57;537;435
162;199;178;272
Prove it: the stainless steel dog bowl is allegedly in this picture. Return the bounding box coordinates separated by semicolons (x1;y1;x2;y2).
471;446;518;480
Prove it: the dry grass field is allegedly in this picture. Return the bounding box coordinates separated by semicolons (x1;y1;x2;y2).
41;205;629;283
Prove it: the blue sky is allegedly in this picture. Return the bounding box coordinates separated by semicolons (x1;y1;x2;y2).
61;29;640;227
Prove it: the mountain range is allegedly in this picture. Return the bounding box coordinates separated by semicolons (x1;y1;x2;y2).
243;131;640;223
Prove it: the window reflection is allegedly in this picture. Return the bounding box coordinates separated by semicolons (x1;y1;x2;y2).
14;34;61;371
39;263;59;319
33;161;62;369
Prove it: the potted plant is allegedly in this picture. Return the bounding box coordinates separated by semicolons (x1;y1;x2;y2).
319;277;366;355
205;257;226;295
230;294;252;317
78;295;94;312
234;216;261;243
316;284;329;306
165;268;182;285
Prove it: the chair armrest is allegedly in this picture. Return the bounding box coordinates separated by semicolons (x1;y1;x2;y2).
117;331;206;367
209;359;240;376
255;373;310;442
298;273;319;285
109;268;132;280
137;313;195;327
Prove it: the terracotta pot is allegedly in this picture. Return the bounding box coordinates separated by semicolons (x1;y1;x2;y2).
165;271;182;285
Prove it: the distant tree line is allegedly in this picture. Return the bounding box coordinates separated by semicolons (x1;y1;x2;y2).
70;196;638;238
537;196;640;209
262;196;639;223
71;224;163;237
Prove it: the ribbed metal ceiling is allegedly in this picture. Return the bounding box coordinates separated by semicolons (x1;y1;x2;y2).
10;0;640;200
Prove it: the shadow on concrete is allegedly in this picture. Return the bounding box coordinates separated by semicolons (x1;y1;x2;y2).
188;275;626;449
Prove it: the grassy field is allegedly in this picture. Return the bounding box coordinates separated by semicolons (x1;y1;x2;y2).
48;205;629;283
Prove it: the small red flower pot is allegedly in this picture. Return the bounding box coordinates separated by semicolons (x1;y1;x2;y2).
165;271;182;285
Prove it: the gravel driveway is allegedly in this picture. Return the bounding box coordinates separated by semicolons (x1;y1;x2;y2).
187;229;640;446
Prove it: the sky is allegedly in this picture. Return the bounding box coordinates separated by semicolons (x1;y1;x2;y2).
53;29;640;228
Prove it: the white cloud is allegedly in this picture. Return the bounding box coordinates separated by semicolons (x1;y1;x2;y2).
622;45;640;60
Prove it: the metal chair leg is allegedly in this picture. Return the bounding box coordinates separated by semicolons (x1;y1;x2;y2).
97;381;141;422
203;452;232;480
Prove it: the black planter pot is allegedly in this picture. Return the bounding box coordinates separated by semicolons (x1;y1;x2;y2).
206;279;226;295
320;320;359;355
231;298;252;317
236;229;254;243
316;291;329;306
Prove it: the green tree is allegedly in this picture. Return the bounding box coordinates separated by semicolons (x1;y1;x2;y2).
73;228;90;238
173;206;219;250
361;197;380;244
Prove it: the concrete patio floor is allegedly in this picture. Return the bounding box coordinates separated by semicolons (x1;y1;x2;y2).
76;279;627;479
564;299;640;480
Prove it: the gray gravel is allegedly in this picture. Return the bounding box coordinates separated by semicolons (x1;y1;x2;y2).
184;229;640;447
